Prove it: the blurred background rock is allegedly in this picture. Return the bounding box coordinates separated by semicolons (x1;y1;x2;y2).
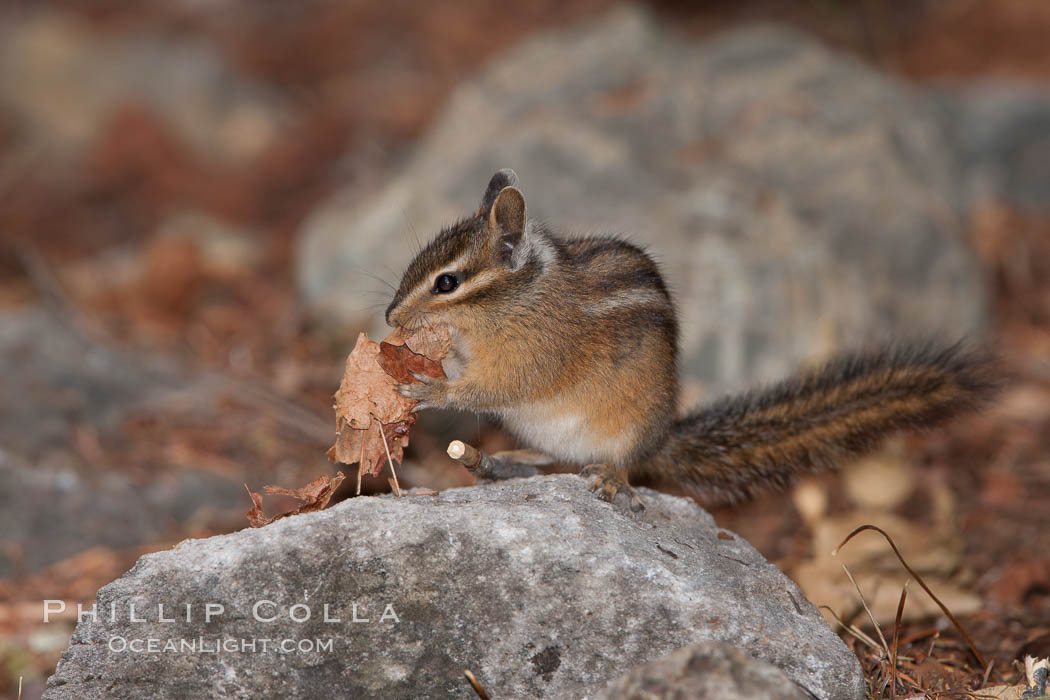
2;2;1050;697
299;7;985;388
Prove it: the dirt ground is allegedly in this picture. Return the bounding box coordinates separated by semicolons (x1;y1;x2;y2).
2;1;1049;698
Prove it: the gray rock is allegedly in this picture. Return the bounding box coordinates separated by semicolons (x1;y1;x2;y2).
0;310;176;463
927;83;1050;213
297;6;986;393
45;475;863;699
0;310;235;576
0;310;322;576
597;640;812;700
0;446;244;578
0;7;286;164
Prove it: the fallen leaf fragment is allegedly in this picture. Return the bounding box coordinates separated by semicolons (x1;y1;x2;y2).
386;324;453;362
377;339;445;384
245;472;346;528
972;684;1026;700
329;326;451;491
329;333;416;479
245;486;268;528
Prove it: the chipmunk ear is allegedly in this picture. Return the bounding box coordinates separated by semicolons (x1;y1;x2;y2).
488;186;528;267
478;168;519;217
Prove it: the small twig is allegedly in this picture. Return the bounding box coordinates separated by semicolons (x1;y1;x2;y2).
357;432;365;495
833;524;986;668
448;440;481;470
891;579;909;699
981;658;995;688
819;605;882;651
842;564;892;661
896;670;919;692
464;669;490;700
447;440;545;480
927;632;940;660
375;417;401;497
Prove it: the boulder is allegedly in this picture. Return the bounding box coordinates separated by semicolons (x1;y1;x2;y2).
0;7;285;164
0;310;323;576
46;475;863;699
0;310;220;577
927;83;1050;213
597;640;813;700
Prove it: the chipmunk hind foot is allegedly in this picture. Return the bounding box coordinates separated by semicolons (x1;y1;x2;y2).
580;463;645;512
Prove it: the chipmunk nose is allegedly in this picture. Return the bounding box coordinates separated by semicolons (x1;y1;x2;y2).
384;298;399;327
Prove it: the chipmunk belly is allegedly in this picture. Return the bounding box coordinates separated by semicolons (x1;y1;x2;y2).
498;399;633;466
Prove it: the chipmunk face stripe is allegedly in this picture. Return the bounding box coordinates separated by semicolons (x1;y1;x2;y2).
452;254;545;309
386;219;491;326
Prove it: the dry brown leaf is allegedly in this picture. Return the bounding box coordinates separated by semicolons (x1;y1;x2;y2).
386;324;452;361
329;333;416;478
329;326;451;490
972;684;1027;700
245;472;346;528
245;486;269;528
335;333;418;430
378;338;445;384
265;473;339;504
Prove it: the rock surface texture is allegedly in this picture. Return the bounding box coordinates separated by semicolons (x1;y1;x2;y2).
0;7;284;164
929;84;1050;213
0;310;321;577
46;475;863;699
0;311;226;576
597;640;813;700
297;6;986;392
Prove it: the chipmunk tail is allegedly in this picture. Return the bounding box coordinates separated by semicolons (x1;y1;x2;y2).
650;341;1002;506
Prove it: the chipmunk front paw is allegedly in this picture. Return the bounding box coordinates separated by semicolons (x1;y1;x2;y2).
395;372;449;412
580;463;645;512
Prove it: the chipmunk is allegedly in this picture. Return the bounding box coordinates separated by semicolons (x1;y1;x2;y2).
387;169;997;511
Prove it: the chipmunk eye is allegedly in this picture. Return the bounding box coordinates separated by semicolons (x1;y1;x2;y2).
433;273;459;294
